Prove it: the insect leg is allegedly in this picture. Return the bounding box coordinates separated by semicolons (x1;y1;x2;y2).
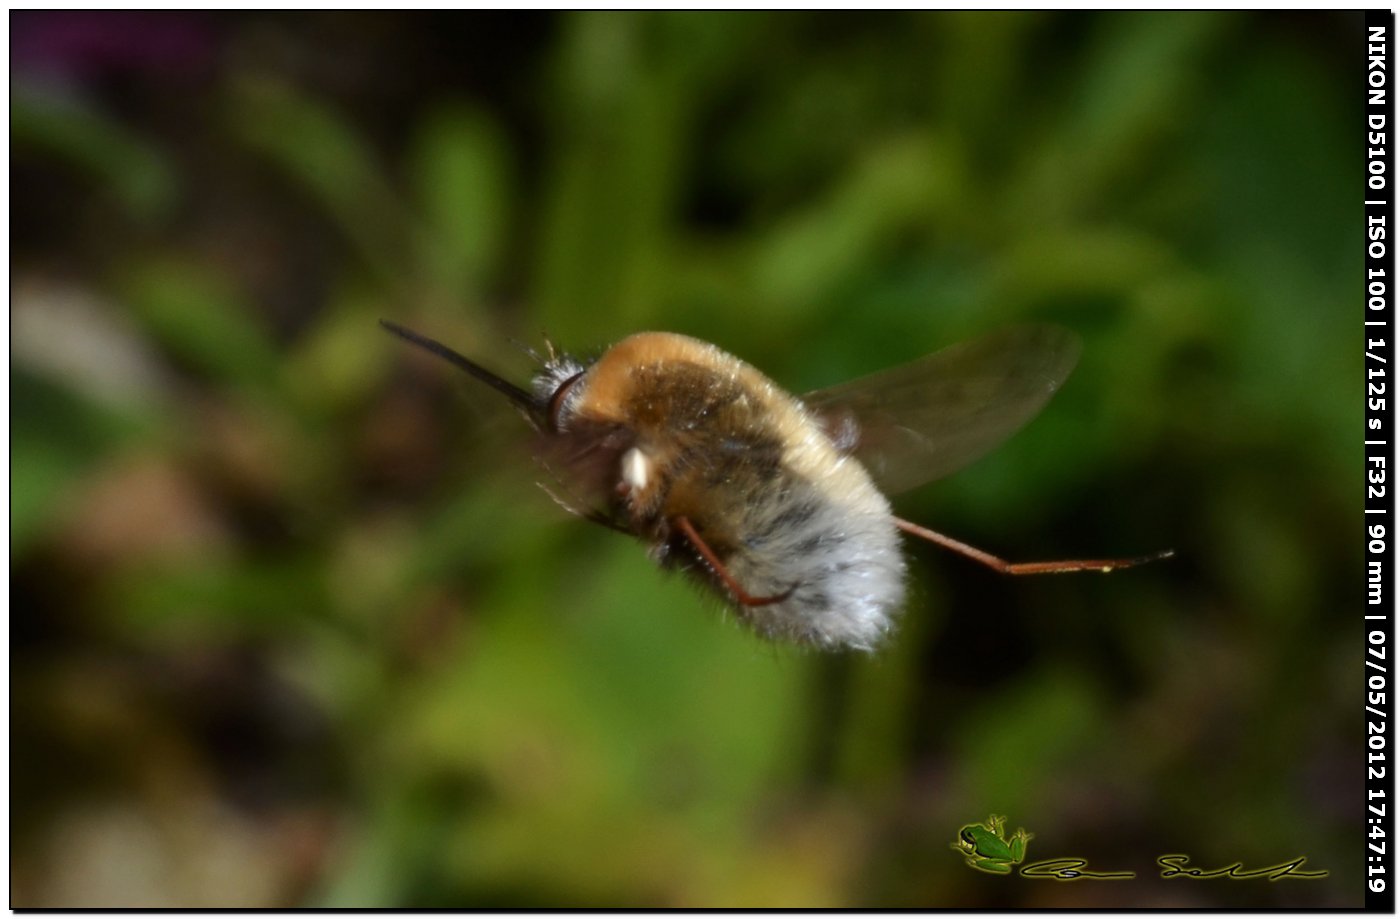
894;517;1173;575
671;515;796;607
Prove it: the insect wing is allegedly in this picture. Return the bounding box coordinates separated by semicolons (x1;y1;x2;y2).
802;325;1082;496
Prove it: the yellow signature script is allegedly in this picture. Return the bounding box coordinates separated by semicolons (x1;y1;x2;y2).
1156;854;1329;881
1001;855;1328;882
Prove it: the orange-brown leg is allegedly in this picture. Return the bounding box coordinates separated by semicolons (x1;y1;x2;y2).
672;515;795;607
894;517;1173;575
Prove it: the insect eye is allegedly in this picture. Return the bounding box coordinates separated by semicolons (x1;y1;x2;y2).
547;371;586;431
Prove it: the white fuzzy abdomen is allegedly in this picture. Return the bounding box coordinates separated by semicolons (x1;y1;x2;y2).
727;457;906;651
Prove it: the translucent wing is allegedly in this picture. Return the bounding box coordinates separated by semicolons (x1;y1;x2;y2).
802;325;1082;496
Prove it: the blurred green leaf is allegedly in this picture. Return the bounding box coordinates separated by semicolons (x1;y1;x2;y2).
953;670;1104;818
119;258;279;392
285;283;394;416
409;106;512;299
751;133;963;314
11;371;146;555
1012;12;1231;223
227;76;407;281
12;87;178;222
111;555;333;640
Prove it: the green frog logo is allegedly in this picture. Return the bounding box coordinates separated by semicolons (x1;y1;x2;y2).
951;814;1034;875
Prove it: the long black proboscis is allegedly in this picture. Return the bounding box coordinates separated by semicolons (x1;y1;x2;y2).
379;319;542;416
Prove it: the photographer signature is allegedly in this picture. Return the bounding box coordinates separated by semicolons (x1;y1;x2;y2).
952;816;1329;881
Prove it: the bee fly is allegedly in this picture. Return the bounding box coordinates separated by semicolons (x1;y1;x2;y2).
381;320;1171;651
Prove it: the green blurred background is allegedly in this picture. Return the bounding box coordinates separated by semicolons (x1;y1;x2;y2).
11;11;1363;907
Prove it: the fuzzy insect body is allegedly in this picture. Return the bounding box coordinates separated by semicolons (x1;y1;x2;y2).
549;333;905;649
381;321;1170;651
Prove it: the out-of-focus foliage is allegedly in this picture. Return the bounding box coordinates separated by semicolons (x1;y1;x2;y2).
12;11;1362;907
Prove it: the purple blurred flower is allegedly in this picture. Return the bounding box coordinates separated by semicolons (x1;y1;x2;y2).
12;11;216;83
